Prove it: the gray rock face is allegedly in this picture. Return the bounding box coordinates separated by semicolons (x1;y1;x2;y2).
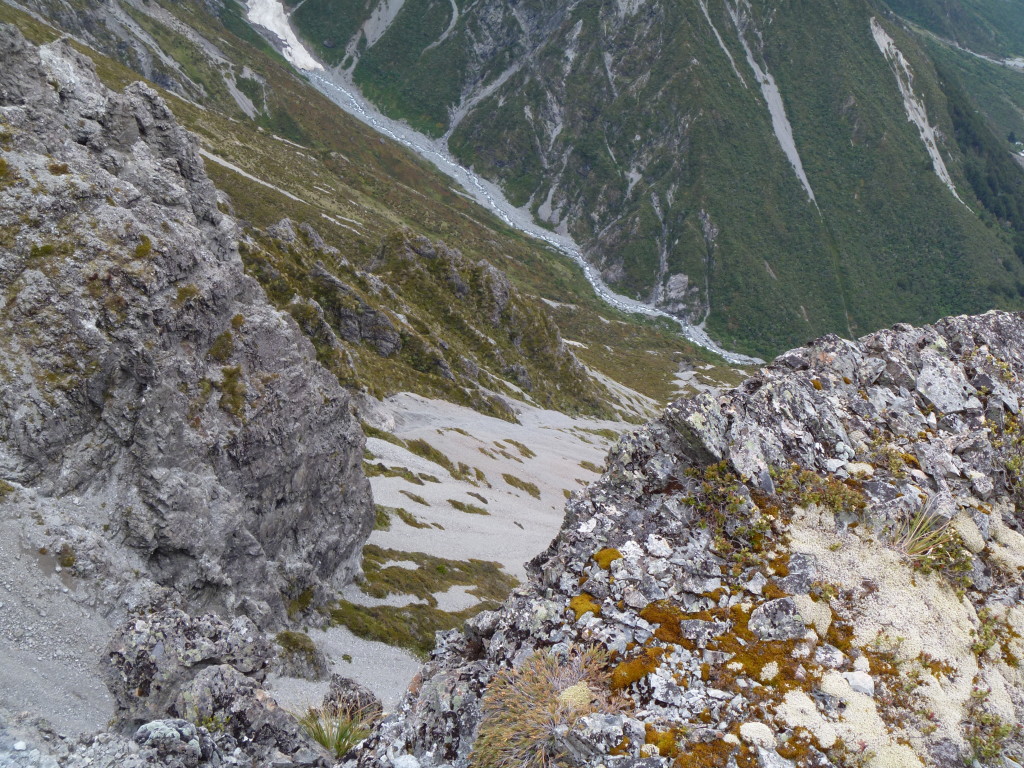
0;25;372;622
323;675;383;721
104;607;272;727
349;311;1024;768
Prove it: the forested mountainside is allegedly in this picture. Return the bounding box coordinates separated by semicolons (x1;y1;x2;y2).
0;0;723;421
286;0;1024;356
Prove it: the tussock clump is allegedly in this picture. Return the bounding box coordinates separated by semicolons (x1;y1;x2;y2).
471;645;622;768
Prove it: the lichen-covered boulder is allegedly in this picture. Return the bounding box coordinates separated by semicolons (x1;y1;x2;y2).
350;312;1024;768
104;607;272;727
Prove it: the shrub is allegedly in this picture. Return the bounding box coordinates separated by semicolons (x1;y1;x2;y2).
502;473;540;499
134;235;152;259
208;330;234;363
471;645;622;768
295;704;372;759
450;498;488;515
174;284;200;307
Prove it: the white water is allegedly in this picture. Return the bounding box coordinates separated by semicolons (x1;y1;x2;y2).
242;0;762;364
307;70;762;365
870;18;965;205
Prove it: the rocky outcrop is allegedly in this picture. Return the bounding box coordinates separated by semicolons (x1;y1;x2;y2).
0;24;372;622
351;311;1024;768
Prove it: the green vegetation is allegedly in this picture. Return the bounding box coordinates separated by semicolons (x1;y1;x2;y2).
57;543;76;569
290;0;1024;358
471;645;620;768
579;460;603;473
295;705;373;760
329;545;517;657
373;504;392;531
504;439;536;459
965;701;1020;762
502;472;540;499
449;498;488;515
275;630;319;667
287;586;315;620
216;365;246;418
2;0;729;415
208;330;234;363
889;506;972;589
0;480;15;500
361;422;407;449
133;235;153;260
173;284;200;307
364;461;426;485
886;0;1024;58
398;489;429;506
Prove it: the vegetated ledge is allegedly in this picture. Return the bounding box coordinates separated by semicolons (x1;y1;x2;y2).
349;311;1024;768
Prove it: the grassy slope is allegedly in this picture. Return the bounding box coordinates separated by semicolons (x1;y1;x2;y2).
284;0;1024;358
0;0;716;412
883;0;1024;57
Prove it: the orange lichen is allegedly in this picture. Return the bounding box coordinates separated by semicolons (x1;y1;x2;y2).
640;601;691;646
569;593;602;619
761;582;788;601
674;738;743;767
593;548;623;570
611;647;665;691
645;725;681;758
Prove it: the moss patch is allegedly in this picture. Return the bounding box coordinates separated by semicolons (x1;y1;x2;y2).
502;472;540;499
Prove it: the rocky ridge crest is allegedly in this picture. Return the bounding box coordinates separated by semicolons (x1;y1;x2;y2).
351;311;1024;768
0;23;372;623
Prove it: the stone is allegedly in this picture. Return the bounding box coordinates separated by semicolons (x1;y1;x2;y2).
104;607;274;727
0;25;373;624
844;671;875;697
748;599;807;641
323;675;383;720
739;722;776;748
133;719;213;768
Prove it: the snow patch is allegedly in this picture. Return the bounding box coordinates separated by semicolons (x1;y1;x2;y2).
246;0;322;71
870;17;965;205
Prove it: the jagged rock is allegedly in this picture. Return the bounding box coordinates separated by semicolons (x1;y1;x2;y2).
310;264;402;357
173;666;328;767
322;676;383;720
133;720;215;768
274;632;330;682
0;24;372;622
349;311;1024;768
748;599;806;641
104;607;273;728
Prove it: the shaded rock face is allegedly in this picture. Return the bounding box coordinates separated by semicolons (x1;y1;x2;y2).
0;25;372;622
352;312;1024;768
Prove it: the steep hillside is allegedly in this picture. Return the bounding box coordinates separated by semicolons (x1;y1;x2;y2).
0;0;726;417
288;0;1024;357
0;23;373;622
885;0;1024;57
351;310;1024;768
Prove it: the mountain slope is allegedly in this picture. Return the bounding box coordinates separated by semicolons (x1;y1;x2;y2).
351;310;1024;768
287;0;1024;357
0;23;372;624
1;0;728;417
